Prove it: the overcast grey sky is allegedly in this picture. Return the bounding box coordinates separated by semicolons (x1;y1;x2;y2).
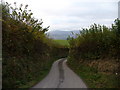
4;0;120;31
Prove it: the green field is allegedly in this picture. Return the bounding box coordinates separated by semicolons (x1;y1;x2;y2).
54;40;69;47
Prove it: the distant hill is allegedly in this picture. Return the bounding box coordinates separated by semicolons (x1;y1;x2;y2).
46;30;80;40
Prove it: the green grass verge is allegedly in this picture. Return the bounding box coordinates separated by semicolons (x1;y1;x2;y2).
19;68;50;88
67;63;119;88
19;61;53;88
54;40;69;47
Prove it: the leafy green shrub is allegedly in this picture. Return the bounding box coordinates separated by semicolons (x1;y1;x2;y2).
2;2;69;88
68;21;120;60
67;19;120;88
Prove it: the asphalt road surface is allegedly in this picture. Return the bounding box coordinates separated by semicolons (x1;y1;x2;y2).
31;58;87;88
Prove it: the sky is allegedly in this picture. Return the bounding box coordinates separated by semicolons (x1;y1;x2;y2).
3;0;120;31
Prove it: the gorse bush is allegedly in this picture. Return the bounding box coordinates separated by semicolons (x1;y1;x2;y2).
68;21;120;60
2;2;48;57
67;19;120;88
2;2;69;88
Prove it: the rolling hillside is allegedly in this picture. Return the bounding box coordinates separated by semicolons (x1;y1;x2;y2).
47;30;80;40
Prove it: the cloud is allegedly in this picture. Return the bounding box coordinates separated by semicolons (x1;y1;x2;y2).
4;0;120;31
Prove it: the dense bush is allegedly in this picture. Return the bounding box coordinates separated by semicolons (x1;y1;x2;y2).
2;2;69;88
68;20;120;60
67;19;120;88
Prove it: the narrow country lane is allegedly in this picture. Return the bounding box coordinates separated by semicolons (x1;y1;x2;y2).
31;58;87;88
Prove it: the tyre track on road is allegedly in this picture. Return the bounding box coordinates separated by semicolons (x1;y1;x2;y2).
57;59;65;88
31;58;87;88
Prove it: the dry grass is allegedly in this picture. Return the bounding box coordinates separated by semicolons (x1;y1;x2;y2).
87;59;119;74
68;58;120;88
